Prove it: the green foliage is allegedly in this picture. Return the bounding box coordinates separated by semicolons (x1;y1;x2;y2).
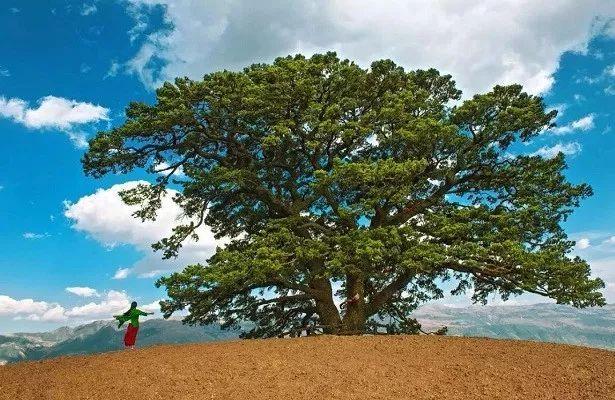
83;52;605;337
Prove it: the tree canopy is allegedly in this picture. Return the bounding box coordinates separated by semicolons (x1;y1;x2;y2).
83;52;605;337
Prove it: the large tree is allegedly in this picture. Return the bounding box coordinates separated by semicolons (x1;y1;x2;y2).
83;53;605;337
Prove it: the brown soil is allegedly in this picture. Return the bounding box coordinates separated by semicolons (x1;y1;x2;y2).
1;335;614;400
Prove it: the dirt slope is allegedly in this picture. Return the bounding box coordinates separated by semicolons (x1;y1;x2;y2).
1;335;613;400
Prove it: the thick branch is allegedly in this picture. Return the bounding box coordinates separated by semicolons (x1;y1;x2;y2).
366;270;415;317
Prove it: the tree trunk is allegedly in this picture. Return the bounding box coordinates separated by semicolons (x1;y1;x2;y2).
312;277;342;334
341;273;366;334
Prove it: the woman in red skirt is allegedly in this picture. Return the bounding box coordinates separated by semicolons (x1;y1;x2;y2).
114;301;153;349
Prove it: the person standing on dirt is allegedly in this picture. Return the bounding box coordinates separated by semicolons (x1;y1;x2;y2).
113;301;153;349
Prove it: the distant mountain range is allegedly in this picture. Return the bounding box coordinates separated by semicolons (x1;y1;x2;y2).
1;303;613;364
0;319;238;364
413;303;615;350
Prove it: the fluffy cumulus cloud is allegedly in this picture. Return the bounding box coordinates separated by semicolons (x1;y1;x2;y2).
34;305;69;322
532;142;582;159
576;238;591;250
139;300;162;313
125;0;615;95
61;290;162;320
22;96;108;130
64;181;219;278
0;295;50;317
570;115;596;130
1;290;161;324
65;287;100;297
551;114;596;134
64;290;130;318
0;95;109;147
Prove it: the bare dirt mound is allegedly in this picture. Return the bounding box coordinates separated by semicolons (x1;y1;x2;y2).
1;335;613;400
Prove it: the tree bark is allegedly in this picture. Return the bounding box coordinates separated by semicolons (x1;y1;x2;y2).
311;277;342;334
342;273;366;334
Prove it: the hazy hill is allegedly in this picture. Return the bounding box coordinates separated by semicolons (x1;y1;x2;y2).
0;319;238;364
413;303;615;349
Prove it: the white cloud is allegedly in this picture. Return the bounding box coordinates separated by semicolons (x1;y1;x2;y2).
0;68;9;77
113;268;131;280
0;295;50;316
39;305;68;322
140;300;162;313
125;39;161;89
65;290;130;318
605;64;615;77
0;290;161;324
25;305;69;322
81;3;97;16
64;181;179;247
0;95;109;148
61;291;160;322
603;236;615;245
104;60;121;79
551;114;595;134
9;7;19;14
605;85;615;96
570;114;595;130
21;96;109;130
65;287;100;297
0;97;28;121
64;181;219;277
576;238;591;250
126;0;615;95
65;131;89;148
22;232;49;239
532;142;581;159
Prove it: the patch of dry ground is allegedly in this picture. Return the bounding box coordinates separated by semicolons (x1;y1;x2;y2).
1;335;614;400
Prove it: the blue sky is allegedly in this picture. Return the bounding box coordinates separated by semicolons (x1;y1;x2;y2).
0;1;614;333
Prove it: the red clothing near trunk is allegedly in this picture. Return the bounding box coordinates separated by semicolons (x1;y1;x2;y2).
124;324;139;347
